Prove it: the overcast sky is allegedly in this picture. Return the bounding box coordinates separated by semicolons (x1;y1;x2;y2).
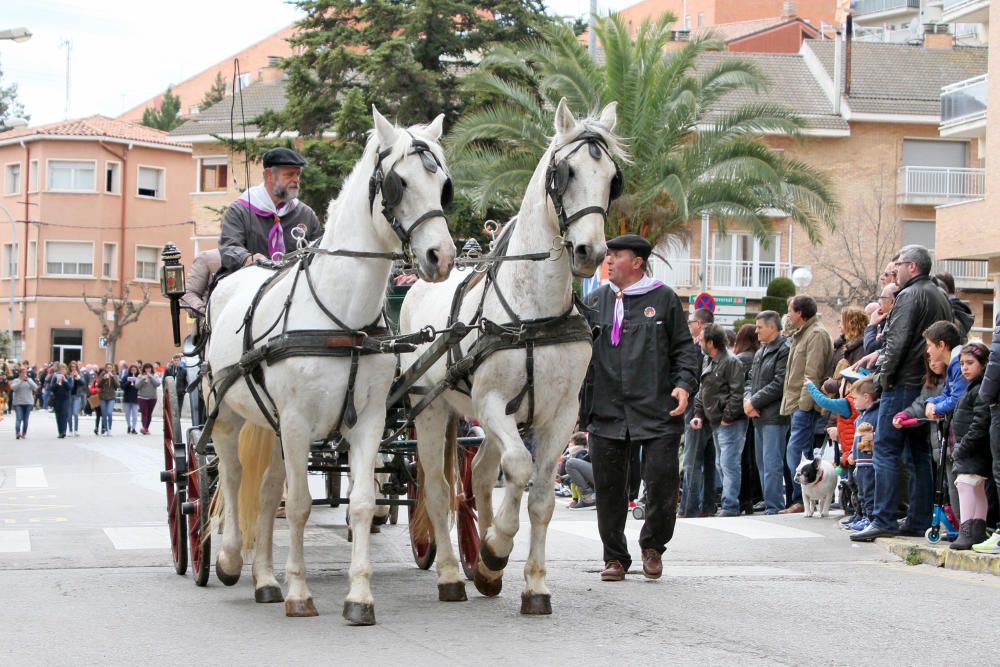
1;0;637;127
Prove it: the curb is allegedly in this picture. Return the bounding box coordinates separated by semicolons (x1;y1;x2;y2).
878;537;1000;576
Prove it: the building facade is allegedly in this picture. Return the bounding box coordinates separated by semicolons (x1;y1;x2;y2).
0;116;196;365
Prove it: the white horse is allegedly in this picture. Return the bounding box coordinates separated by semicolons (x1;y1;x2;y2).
204;107;456;624
400;99;624;613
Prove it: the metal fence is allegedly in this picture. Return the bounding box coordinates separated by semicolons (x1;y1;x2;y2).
897;166;985;201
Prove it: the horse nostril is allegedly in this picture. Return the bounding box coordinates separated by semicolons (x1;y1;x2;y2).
426;248;440;268
574;244;589;259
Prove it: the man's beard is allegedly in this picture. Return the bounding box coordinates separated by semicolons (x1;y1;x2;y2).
271;182;298;204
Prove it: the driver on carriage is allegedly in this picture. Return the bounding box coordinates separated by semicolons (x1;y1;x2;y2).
219;147;323;273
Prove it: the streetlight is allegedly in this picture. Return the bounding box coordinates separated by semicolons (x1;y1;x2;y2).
0;27;32;42
791;266;814;290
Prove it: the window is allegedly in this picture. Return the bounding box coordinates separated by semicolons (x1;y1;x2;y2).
47;160;97;192
102;242;117;278
105;161;121;194
902;220;936;249
28;160;38;192
236;72;252;91
711;232;782;289
2;243;17;278
902;139;968;168
135;245;159;281
697;12;705;27
45;241;94;276
26;240;36;277
137;166;165;198
684;15;691;29
4;163;21;194
198;157;228;192
189;105;201;115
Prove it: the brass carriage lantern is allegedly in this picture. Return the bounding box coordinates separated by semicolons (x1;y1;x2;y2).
160;243;186;346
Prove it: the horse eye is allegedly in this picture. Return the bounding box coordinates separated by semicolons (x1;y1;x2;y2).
398;178;407;188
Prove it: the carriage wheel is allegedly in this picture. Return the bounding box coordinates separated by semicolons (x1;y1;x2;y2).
186;441;212;587
456;445;480;580
407;455;436;569
161;377;187;575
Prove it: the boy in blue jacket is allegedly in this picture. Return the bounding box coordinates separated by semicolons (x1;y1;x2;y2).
924;321;967;420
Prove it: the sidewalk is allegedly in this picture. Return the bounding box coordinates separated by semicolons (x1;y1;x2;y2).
877;536;1000;576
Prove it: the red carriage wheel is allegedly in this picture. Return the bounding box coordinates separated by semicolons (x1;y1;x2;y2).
160;377;187;575
185;441;212;587
407;455;436;569
456;445;480;580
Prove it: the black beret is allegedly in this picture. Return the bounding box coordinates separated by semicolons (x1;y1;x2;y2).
263;147;307;168
606;234;652;260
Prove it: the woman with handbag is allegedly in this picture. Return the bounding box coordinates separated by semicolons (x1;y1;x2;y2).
136;363;160;435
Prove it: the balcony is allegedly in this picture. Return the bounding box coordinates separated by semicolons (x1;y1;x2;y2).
853;0;920;21
649;258;793;297
934;257;991;290
897;166;985;205
940;74;987;138
942;0;990;25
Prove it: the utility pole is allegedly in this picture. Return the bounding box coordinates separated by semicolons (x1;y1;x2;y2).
61;39;72;119
589;0;597;58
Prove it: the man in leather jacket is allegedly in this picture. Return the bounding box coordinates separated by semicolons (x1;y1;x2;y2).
852;244;952;542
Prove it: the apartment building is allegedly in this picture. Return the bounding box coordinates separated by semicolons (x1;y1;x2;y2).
935;0;998;322
649;35;992;330
0;116;196;364
852;0;987;44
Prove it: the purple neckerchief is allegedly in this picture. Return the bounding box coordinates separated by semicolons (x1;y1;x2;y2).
234;199;287;261
608;277;664;346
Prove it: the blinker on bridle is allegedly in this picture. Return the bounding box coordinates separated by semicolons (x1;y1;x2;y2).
368;134;453;254
545;131;624;235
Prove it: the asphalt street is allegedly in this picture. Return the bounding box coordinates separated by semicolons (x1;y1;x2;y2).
1;408;997;666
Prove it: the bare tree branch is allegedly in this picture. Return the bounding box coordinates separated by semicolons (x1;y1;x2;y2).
82;282;152;363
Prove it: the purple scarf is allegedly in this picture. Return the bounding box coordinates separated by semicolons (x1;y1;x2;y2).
609;276;664;346
235;183;299;261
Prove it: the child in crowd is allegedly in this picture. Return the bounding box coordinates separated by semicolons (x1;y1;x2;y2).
847;378;880;531
949;342;994;550
804;376;859;521
923;321;968;421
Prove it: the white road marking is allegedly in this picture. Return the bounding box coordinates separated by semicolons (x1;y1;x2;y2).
548;519;641;543
0;530;31;553
678;517;823;540
102;526;171;550
15;467;47;488
665;565;804;578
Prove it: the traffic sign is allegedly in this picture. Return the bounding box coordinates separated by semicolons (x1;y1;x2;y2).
688;294;746;306
98;336;107;349
694;292;716;313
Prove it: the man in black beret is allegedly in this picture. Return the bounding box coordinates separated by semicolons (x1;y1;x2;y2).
219;147;322;272
580;234;699;582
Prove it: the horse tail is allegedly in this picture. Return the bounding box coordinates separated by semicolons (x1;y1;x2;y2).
237;423;276;555
410;415;460;544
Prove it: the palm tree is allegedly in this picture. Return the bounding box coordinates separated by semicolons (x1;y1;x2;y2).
448;14;838;248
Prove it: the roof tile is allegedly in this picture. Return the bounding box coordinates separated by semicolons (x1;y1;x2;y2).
0;114;187;147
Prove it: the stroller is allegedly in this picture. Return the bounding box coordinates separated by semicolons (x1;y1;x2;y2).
926;416;960;543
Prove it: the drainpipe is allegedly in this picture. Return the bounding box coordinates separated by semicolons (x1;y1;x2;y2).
19;140;29;347
99;140;129;299
833;30;843;115
844;14;853;97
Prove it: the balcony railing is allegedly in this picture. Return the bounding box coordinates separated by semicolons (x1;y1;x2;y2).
934;258;991;289
649;258;793;294
854;0;920;17
897;166;985;204
941;74;987;126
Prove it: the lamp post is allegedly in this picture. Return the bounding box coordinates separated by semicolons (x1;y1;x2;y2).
160;243;186;347
791;266;813;291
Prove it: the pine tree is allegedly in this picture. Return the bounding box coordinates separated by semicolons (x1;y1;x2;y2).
250;0;552;221
141;86;183;131
199;72;226;110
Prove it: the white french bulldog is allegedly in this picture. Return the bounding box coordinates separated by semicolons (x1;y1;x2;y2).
794;455;838;518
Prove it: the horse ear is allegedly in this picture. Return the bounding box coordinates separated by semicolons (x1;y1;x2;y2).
598;101;618;132
372;105;396;148
554;97;576;136
425;113;445;142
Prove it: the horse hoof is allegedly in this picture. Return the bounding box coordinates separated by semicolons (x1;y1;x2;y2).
520;592;552;615
215;561;240;587
254;585;284;603
370;523;381;534
479;542;509;572
473;569;503;597
438;581;467;602
342;601;376;626
285;597;319;617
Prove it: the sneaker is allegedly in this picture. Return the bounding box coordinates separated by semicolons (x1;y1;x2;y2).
714;510;738;518
554;485;572;498
566;499;579;509
569;496;596;511
841;514;861;527
972;529;1000;554
848;517;870;532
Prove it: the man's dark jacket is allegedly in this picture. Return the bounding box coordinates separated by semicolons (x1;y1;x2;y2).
878;273;952;390
219;199;322;272
979;312;1000;406
581;283;699;440
694;348;745;429
744;336;790;426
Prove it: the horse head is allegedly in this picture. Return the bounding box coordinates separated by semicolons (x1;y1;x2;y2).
370;107;456;282
546;98;625;278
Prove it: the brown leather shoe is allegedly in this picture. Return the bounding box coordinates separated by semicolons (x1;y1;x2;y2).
641;548;662;579
779;503;804;514
600;560;626;581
